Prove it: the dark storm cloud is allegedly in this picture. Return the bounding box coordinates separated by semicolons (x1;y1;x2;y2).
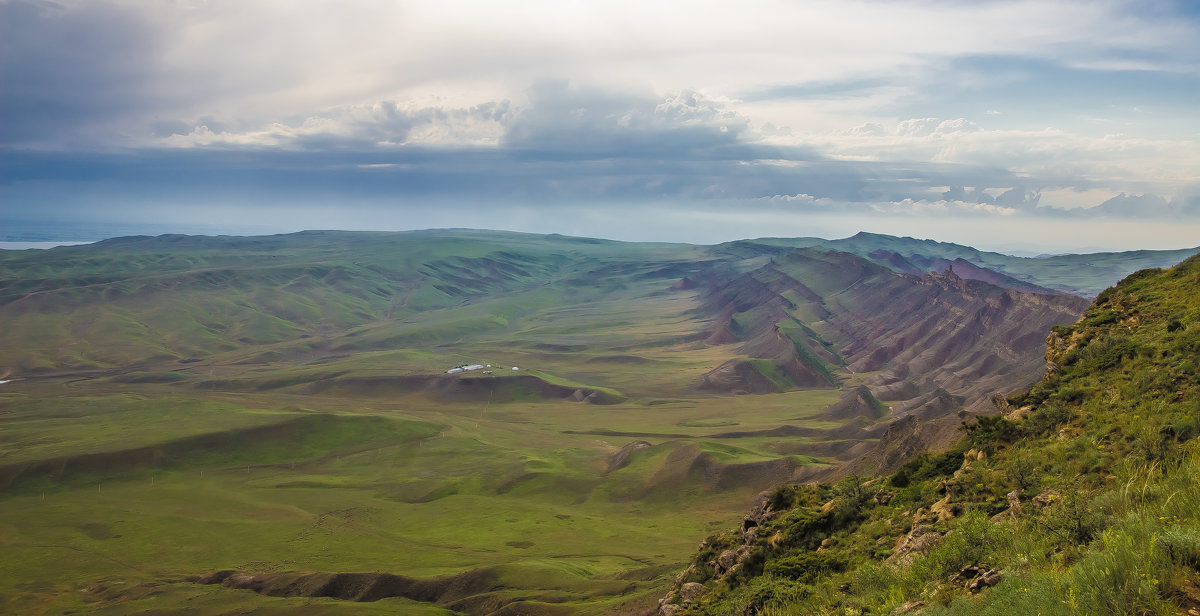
0;1;167;147
0;143;1035;222
0;68;1172;225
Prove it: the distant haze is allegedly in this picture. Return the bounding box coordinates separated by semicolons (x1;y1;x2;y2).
3;1;1199;253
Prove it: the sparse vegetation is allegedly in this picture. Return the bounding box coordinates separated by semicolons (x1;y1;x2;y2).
667;254;1200;615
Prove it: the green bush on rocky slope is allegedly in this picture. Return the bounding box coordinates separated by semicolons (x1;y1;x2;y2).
663;254;1200;616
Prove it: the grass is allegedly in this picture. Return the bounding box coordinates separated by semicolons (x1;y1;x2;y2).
670;254;1200;615
2;229;1172;614
0;380;848;614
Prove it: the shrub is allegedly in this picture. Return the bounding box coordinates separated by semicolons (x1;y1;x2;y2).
964;415;1018;451
1004;454;1042;494
764;552;846;583
1037;486;1100;546
768;484;798;511
1160;524;1200;569
1022;401;1073;437
832;474;869;511
895;444;969;486
717;576;813;616
1081;309;1120;328
773;507;840;551
1168;412;1200;443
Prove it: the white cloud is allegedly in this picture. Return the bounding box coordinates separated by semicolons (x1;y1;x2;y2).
5;0;1200;249
809;119;1200;193
158;99;515;148
1038;187;1120;210
7;0;1197;147
757;194;1019;217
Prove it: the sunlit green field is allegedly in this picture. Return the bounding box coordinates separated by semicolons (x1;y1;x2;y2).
0;379;845;615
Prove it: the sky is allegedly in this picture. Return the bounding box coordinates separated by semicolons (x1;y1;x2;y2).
2;0;1199;253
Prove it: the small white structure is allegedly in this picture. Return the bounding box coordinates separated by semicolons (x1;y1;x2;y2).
446;364;485;374
511;366;520;371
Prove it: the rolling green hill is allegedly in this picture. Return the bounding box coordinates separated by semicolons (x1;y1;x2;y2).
661;253;1200;615
0;229;1192;615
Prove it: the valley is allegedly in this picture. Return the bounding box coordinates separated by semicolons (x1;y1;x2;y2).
0;230;1194;615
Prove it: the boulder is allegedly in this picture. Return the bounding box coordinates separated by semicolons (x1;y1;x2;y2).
891;524;943;565
679;582;705;603
929;495;959;523
969;569;1003;593
717;550;739;573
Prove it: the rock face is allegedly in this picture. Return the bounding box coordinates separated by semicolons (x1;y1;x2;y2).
656;491;783;613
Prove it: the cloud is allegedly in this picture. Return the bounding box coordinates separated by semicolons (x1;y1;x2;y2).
3;0;1200;252
0;0;167;147
158;100;515;149
5;1;1197;148
1087;192;1171;217
146;83;758;159
757;193;1018;217
1056;189;1200;219
816;119;1200;195
894;118;982;137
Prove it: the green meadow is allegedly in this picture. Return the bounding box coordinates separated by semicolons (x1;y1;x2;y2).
4;230;1184;614
0;231;851;614
0;381;843;615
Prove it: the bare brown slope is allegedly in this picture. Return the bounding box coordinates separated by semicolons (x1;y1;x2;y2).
692;249;1088;466
693;259;849;393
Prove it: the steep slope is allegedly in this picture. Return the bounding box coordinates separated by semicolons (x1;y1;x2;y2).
692;248;1087;439
661;253;1200;615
